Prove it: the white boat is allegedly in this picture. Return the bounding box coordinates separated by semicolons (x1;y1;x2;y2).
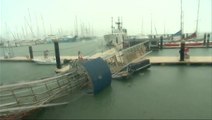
104;17;128;50
33;58;57;65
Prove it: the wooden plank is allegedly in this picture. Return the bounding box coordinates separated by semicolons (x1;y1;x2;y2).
146;56;212;64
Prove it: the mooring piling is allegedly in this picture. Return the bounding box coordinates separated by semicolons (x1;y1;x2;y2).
28;46;33;59
52;37;62;69
160;36;163;49
206;33;210;48
180;41;185;61
203;33;207;46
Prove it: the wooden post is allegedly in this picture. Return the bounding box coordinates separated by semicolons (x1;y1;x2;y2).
207;34;210;48
53;41;62;69
29;46;33;59
160;36;163;49
203;33;206;46
179;41;185;61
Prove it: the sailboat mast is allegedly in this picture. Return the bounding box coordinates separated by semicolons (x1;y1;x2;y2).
111;17;113;34
40;14;46;37
120;17;123;29
141;17;144;35
75;16;78;36
151;14;152;36
180;0;183;34
196;0;200;33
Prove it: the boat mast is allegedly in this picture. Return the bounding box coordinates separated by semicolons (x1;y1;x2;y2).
40;14;46;37
151;14;152;37
27;8;35;39
36;14;40;38
180;0;183;34
196;0;200;33
116;17;121;30
111;17;113;34
163;20;166;35
75;16;78;36
120;17;123;29
141;17;144;35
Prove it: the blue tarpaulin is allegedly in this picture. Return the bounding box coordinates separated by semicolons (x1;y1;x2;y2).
81;58;112;95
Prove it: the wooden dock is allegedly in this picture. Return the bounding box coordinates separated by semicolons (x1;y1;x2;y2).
146;56;212;65
0;56;83;62
0;57;33;62
163;46;212;49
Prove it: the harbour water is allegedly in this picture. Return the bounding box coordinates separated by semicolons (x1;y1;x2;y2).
28;66;212;119
0;38;212;119
0;38;106;85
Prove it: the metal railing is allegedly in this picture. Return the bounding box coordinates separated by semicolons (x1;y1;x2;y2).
0;71;87;116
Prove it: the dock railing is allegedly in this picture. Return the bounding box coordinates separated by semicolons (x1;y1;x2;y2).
0;71;87;116
105;40;151;74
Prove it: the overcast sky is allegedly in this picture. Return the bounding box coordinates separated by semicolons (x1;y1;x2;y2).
0;0;211;40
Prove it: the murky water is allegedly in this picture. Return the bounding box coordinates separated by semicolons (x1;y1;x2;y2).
0;39;212;119
25;66;212;119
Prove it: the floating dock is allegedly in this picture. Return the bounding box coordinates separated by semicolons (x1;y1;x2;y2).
146;56;212;65
0;57;33;62
0;56;83;62
163;45;212;49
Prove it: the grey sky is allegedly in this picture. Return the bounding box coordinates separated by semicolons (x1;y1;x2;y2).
0;0;211;40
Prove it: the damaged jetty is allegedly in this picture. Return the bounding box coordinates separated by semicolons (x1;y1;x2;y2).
0;34;152;119
0;58;112;119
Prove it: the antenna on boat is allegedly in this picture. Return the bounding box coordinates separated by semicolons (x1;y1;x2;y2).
141;17;144;35
111;17;114;34
120;16;123;29
40;14;46;38
196;0;200;33
75;16;78;36
116;17;121;30
150;14;152;37
163;20;166;35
